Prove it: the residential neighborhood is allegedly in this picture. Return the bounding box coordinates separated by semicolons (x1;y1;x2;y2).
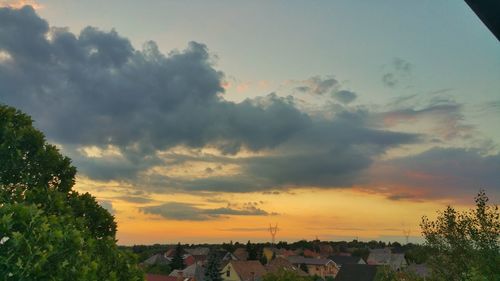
134;239;431;281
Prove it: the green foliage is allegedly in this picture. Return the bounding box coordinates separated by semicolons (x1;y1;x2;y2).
0;203;143;280
263;269;312;281
204;251;223;281
260;253;268;265
246;240;258;260
144;264;172;275
171;242;184;270
421;190;500;281
374;266;423;281
351;247;370;261
0;105;143;280
404;244;431;264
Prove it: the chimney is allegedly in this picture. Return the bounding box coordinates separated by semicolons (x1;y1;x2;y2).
177;271;184;281
250;271;255;281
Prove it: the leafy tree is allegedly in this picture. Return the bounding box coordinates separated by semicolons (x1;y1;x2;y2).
421;190;499;281
144;264;172;275
404;244;431;264
351;247;370;261
246;240;258;260
205;251;223;281
0;105;143;280
171;242;185;270
374;266;423;281
260;253;268;265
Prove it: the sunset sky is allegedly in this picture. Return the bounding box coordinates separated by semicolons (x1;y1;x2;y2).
0;1;499;245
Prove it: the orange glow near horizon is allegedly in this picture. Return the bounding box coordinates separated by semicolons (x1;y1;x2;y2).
74;176;470;246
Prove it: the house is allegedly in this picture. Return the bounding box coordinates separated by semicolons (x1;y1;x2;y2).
263;248;295;261
366;248;407;271
319;244;334;257
215;249;239;268
184;255;196;266
185;247;210;256
233;248;249;261
166;248;177;258
222;260;267;281
334;264;379;281
143;253;171;266
170;263;205;281
287;256;339;279
330;255;366;267
146;273;195;281
266;257;308;277
303;249;320;258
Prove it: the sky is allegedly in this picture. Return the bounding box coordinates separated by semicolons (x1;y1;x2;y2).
0;0;499;245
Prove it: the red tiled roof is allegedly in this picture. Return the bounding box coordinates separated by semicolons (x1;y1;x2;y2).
228;260;267;281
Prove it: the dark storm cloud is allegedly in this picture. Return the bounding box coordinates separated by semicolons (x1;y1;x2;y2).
142;113;420;193
332;90;357;104
0;6;309;156
141;202;271;221
0;7;423;194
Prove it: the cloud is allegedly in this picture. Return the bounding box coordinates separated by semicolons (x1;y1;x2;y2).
0;1;42;9
0;6;424;194
293;76;338;95
98;200;115;214
113;195;153;204
9;6;492;203
0;7;309;154
382;58;412;87
141;202;272;221
377;95;474;140
369;147;500;200
332;90;357;104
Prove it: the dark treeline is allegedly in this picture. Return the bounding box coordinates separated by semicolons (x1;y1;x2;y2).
124;239;430;264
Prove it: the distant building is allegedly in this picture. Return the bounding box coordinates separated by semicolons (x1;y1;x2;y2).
263;247;295;261
266;257;308;277
303;249;320;258
143;253;171;266
170;263;205;281
221;260;267;281
330;255;366;267
233;248;249;261
366;248;407;271
185;247;210;256
287;256;339;279
184;255;196;266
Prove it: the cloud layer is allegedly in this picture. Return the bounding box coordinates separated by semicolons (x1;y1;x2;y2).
0;6;498;205
141;202;272;221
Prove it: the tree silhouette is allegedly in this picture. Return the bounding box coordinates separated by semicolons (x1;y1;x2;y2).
205;250;223;281
0;105;143;280
421;190;499;280
171;242;185;270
